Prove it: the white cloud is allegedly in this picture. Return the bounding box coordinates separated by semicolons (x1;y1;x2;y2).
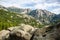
34;2;60;9
32;0;46;3
34;4;46;9
51;8;60;14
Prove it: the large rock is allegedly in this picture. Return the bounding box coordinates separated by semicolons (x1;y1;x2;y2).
9;29;31;40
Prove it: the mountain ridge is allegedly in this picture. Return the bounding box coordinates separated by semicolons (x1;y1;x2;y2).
0;5;60;25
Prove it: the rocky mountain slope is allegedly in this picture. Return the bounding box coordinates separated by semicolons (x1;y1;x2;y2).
28;9;55;24
6;6;59;24
52;14;60;24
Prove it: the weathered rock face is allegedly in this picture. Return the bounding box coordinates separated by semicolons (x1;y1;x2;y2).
32;23;60;40
0;23;60;40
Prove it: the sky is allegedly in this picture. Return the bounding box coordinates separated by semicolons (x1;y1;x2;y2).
0;0;60;14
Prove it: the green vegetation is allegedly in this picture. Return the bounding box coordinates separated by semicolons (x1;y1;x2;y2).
0;9;42;30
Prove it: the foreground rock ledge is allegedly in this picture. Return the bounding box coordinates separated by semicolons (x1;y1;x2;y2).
0;23;60;40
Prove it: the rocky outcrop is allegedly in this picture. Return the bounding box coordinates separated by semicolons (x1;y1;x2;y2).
0;24;38;40
0;23;60;40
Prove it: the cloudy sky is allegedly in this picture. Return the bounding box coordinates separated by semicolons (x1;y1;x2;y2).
0;0;60;14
